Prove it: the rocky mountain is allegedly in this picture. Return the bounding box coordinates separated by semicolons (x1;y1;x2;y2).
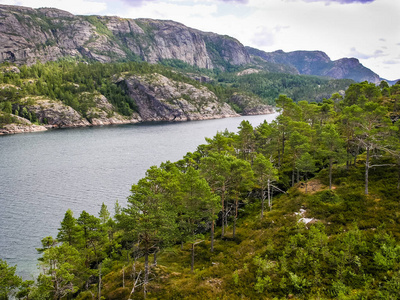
0;4;250;70
0;4;386;83
247;47;381;84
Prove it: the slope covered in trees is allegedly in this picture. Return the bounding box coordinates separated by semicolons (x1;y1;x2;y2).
0;59;352;132
3;80;400;299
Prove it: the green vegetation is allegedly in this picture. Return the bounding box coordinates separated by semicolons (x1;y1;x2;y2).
0;58;352;129
0;60;211;126
215;71;353;105
3;80;400;299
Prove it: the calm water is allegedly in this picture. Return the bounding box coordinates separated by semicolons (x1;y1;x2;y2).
0;113;278;278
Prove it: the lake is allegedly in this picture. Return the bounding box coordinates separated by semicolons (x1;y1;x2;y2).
0;112;278;278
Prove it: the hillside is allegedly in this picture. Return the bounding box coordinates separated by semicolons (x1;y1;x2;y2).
2;81;400;299
0;61;275;135
0;4;392;84
0;4;249;70
247;47;381;84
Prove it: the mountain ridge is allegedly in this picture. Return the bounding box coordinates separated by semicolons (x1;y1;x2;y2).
0;4;392;83
246;47;381;84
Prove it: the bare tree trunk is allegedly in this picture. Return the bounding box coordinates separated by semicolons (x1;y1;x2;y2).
128;271;142;299
211;219;214;252
267;179;271;211
153;251;157;266
365;146;370;195
261;188;265;219
292;163;295;187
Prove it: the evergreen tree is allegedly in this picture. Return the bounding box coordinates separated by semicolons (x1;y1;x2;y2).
57;209;78;246
0;259;21;300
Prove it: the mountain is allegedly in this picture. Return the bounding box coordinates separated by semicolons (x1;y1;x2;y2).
0;4;250;70
0;4;387;83
246;47;381;84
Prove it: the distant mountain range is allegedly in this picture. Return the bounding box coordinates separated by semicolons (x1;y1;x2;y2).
0;4;395;84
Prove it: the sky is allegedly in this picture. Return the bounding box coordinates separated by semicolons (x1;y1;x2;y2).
0;0;399;80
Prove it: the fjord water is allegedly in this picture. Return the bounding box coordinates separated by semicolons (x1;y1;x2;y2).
0;113;278;278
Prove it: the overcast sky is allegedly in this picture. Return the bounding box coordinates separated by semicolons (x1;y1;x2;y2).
1;0;399;80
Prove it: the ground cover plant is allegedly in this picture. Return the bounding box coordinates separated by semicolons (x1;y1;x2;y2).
2;80;400;299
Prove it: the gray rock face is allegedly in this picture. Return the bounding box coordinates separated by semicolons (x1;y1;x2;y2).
0;4;250;69
229;93;274;115
27;99;91;128
119;73;239;121
15;95;140;129
87;94;141;125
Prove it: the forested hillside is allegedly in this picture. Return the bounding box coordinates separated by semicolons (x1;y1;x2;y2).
2;80;400;299
0;59;352;134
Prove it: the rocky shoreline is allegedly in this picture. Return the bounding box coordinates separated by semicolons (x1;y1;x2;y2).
0;109;274;136
0;72;274;136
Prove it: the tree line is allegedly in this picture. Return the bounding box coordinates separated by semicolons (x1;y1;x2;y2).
2;80;400;299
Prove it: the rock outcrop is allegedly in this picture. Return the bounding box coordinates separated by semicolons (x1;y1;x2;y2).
119;73;239;121
87;95;141;126
26;99;91;128
229;93;274;115
0;95;142;135
0;114;46;135
0;4;250;70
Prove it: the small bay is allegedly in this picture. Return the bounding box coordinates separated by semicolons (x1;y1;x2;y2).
0;113;278;278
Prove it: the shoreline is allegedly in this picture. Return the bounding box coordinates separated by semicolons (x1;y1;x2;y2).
0;110;275;136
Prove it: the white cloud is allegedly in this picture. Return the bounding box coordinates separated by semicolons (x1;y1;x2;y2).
1;0;107;14
348;48;387;60
250;27;275;47
120;1;218;21
383;60;400;65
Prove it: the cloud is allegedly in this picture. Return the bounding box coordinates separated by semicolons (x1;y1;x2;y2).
383;60;400;65
1;0;108;14
301;0;375;4
120;0;156;7
250;27;275;47
219;0;249;3
274;25;290;33
349;47;387;59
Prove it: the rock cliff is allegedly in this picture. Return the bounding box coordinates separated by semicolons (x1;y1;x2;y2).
0;4;386;83
228;93;274;115
118;73;239;122
0;95;142;135
0;4;250;69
